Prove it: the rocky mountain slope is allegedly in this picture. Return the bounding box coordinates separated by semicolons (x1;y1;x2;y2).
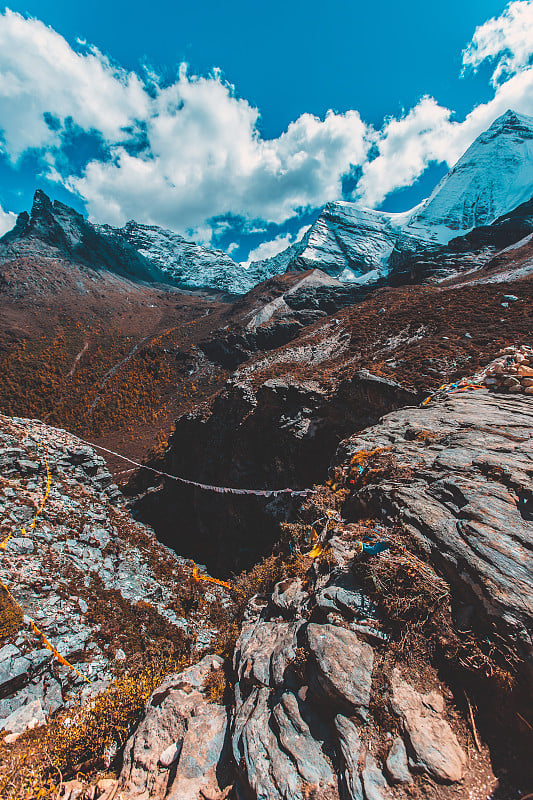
0;190;263;296
0;224;532;800
0;414;226;744
0;190;162;285
3;382;530;799
98;220;256;295
132;269;532;573
2;111;532;297
409;110;533;241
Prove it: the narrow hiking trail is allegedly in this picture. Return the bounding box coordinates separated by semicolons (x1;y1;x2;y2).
88;335;151;417
67;341;89;377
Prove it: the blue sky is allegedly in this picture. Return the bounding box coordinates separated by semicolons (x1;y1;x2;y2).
0;0;532;261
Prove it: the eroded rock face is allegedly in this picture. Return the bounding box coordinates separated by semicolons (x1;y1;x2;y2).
120;655;228;800
390;670;466;783
228;553;394;799
0;414;225;735
79;384;533;799
133;370;418;573
305;623;373;711
335;389;533;660
226;534;474;798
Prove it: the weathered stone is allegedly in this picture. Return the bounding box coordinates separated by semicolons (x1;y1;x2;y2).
58;779;86;800
232;686;303;800
336;390;533;657
120;655;223;800
0;698;46;742
9;537;34;553
166;704;228;800
315;570;377;621
0;647;53;700
335;714;364;800
0;413;224;733
95;779;118;800
385;736;412;784
390;669;466;782
272;692;336;787
158;742;182;768
235;620;301;688
361;753;391;800
271;577;309;617
306;623;373;710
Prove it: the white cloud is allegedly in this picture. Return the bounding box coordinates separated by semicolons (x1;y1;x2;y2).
244;233;294;264
354;1;533;208
71;97;370;234
0;202;16;236
0;10;370;238
0;10;147;158
243;223;311;264
462;0;533;85
356;97;453;207
357;67;533;207
0;3;532;250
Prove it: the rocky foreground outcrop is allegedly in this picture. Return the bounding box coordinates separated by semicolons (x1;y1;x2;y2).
0;414;224;742
335;387;533;661
101;387;531;800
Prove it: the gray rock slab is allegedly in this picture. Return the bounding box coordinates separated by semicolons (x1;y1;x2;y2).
335;390;533;656
306;623;374;710
385;736;412;784
335;714;364;800
235;620;301;688
272;692;336;787
390;669;466;782
361;753;391;800
232;686;303;800
271;577;309;616
167;704;228;800
120;654;222;800
0;698;46;742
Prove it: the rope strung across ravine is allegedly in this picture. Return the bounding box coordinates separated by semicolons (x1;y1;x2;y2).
74;436;316;498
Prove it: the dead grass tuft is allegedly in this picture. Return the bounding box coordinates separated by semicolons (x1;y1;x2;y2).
202;666;231;705
0;587;24;643
0;658;177;800
350;528;519;686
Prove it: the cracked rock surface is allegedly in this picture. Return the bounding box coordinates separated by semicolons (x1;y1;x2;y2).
335;389;533;661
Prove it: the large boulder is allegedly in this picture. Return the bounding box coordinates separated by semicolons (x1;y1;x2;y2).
390;669;466;783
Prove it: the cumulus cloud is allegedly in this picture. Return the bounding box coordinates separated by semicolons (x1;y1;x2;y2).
0;202;15;236
359;71;533;208
243;224;310;265
0;10;372;238
0;10;147;159
356;97;453;207
0;4;532;249
71;94;370;234
462;0;533;86
243;233;295;264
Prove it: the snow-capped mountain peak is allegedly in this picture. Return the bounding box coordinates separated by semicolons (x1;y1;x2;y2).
407;109;533;243
250;109;533;282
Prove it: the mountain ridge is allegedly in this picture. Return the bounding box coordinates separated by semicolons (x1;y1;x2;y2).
251;109;533;283
1;110;532;295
